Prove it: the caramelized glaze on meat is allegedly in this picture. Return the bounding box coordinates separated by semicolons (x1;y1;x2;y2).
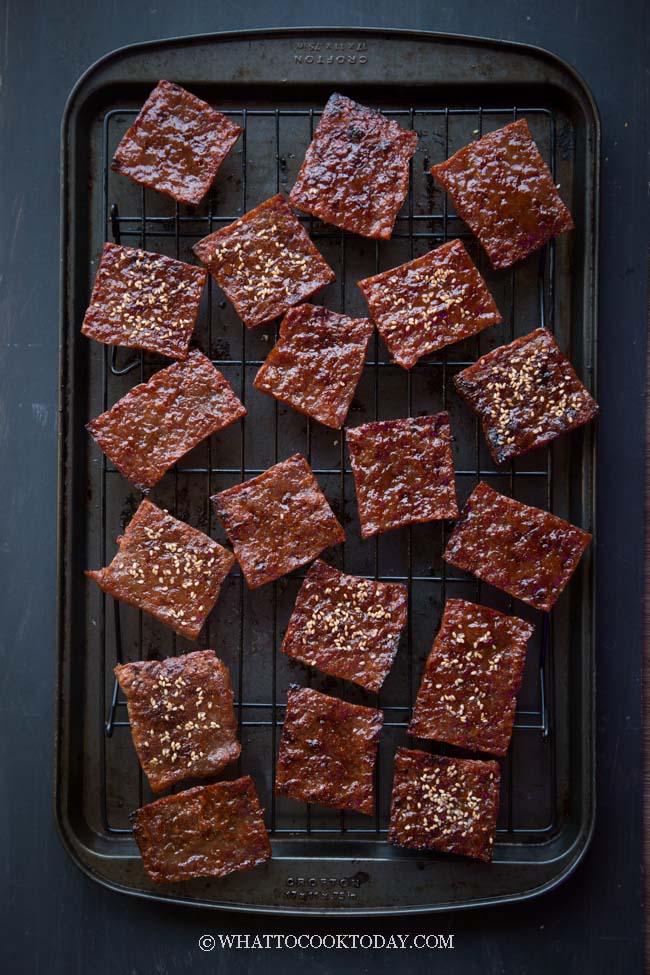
290;92;418;239
346;413;459;538
430;119;574;269
81;242;207;359
86;500;235;640
275;686;383;815
193;195;335;329
444;482;591;612
358;239;502;368
131;777;271;883
86;349;246;490
115;651;240;791
453;327;598;464
409;599;534;755
112;80;242;206
253;304;373;428
280;560;407;692
212;454;345;589
388;748;500;861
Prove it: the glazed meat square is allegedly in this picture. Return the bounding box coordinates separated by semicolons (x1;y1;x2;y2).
453;327;599;464
86;500;235;640
115;650;240;792
192;194;336;329
275;686;383;815
388;748;500;862
131;777;271;884
212;454;345;589
430;119;574;269
253;304;373;429
111;80;242;206
358;239;502;368
81;242;207;359
289;92;419;240
280;560;408;692
444;482;591;612
409;599;534;756
346;413;459;539
86;349;246;490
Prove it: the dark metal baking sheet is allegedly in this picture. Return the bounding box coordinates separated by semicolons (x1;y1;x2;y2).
57;27;599;915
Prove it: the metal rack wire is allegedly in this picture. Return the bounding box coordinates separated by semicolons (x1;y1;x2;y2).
98;103;557;846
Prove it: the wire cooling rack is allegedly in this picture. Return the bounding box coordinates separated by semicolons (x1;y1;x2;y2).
97;103;558;846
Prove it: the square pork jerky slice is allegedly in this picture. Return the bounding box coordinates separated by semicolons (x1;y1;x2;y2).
430;118;574;270
409;598;534;756
81;242;207;359
86;500;235;640
275;685;383;815
289;92;419;240
453;327;599;464
444;481;591;612
131;777;271;884
212;454;345;588
115;650;240;792
193;194;336;329
358;239;502;368
253;304;374;429
346;412;459;539
112;80;242;206
86;349;246;491
388;748;500;862
280;560;408;692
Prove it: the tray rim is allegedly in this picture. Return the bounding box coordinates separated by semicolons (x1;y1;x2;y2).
56;24;600;916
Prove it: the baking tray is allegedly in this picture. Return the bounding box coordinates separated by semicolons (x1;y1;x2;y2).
57;27;599;915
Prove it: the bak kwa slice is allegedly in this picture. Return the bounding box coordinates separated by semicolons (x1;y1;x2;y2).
212;454;345;588
280;560;408;693
289;92;418;240
253;303;373;429
345;413;459;539
444;481;591;612
453;327;599;465
409;599;534;756
430;118;574;269
86;349;246;491
115;650;240;792
192;194;335;329
111;80;242;206
131;777;271;884
81;242;207;359
86;500;235;641
358;239;502;368
388;747;500;862
275;686;383;815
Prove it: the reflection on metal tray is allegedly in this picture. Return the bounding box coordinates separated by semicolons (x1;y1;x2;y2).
57;28;598;915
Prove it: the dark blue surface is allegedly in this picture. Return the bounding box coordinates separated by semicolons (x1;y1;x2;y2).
0;2;646;972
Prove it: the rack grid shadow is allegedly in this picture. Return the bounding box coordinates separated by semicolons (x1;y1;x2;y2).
97;102;562;849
